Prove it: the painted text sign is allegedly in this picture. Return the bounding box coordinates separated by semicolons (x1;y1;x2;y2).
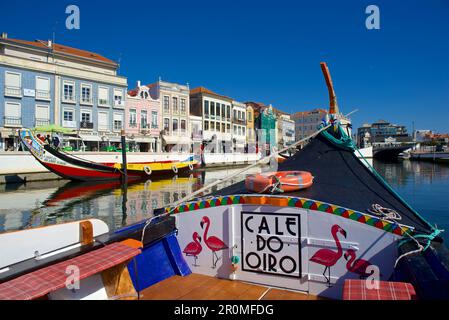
241;212;301;278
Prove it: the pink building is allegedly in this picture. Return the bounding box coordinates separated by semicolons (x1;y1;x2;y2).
126;81;161;152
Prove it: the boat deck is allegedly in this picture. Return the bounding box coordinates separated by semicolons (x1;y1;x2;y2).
139;273;322;300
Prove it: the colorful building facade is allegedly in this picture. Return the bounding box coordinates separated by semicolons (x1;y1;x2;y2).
0;33;127;151
126;81;161;152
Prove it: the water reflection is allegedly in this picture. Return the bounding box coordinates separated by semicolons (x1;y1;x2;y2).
374;160;449;241
0;167;262;233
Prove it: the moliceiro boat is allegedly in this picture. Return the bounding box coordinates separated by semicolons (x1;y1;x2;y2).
1;122;447;300
18;129;197;182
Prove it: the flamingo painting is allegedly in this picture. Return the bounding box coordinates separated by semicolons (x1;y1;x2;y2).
200;216;228;268
309;224;347;287
183;232;202;266
344;249;374;279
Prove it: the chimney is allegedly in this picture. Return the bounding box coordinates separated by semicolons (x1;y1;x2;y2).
137;80;141;88
1;32;7;39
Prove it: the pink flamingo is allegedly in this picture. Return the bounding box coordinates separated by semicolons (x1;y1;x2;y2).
344;249;374;279
183;232;202;266
309;224;347;286
200;216;228;268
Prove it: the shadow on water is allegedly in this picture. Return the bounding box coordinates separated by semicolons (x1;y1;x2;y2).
0;166;261;233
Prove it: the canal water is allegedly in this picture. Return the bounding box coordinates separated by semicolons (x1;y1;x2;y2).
1;161;448;241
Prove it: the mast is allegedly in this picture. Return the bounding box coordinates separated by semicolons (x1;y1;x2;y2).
320;62;339;115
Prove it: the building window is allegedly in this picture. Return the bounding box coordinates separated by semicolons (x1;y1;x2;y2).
216;103;221;120
63;81;75;102
114;89;124;107
204;121;209;131
4;72;22;97
204;100;209;118
221;105;226;119
35;105;49;126
227;123;230;132
98;111;109;131
63;109;76;128
211;121;215;131
172;97;178;114
141;110;148;129
151;111;158;129
80;110;93;129
163;96;170;113
172;119;178;132
81;84;92;104
180;99;186;114
248;111;252;122
129;109;137;127
233;125;237;135
181;119;186;132
163;118;170;132
98;87;109;106
210;102;215;119
36;76;50;100
221;123;225;133
4;102;21;125
113;113;123;131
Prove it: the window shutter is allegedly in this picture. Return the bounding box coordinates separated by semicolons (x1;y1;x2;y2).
5;102;21;117
36;105;49;119
98;112;109;128
36;77;50;91
99;87;108;100
5;73;21;87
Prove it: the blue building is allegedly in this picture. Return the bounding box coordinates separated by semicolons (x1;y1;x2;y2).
0;33;127;151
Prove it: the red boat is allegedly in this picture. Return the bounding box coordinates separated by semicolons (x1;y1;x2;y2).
18;129;197;182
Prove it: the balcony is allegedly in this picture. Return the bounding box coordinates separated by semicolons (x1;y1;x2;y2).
98;99;109;106
36;90;51;100
80;97;93;105
35;118;50;127
129;122;138;128
63;94;76;103
4;116;21;126
4;86;21;97
80;121;94;129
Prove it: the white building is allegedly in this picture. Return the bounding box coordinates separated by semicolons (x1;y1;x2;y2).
232;101;247;152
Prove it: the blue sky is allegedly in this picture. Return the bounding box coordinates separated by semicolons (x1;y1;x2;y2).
1;0;448;132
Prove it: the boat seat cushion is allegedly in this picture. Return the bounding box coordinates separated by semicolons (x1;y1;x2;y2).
0;243;140;300
343;279;417;300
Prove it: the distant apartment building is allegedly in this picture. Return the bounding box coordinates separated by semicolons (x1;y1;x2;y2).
278;114;295;148
190;87;232;153
0;33;127;151
189;115;203;153
291;108;327;141
246;104;256;151
246;102;277;154
232;101;247;152
148;80;190;152
126;81;161;152
357;120;411;147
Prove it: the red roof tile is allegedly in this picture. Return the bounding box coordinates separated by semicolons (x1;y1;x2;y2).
2;38;116;65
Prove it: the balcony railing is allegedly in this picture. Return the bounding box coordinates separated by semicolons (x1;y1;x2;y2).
36;90;51;100
63;94;75;102
35;118;50;127
114;99;125;108
4;86;21;97
129;122;138;128
4;116;22;126
80;121;94;129
81;97;93;104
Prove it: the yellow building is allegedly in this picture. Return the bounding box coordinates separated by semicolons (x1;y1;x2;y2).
246;105;255;150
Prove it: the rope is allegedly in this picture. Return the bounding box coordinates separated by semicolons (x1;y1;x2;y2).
367;204;402;221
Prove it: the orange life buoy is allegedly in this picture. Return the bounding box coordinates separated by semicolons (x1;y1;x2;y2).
245;171;314;193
